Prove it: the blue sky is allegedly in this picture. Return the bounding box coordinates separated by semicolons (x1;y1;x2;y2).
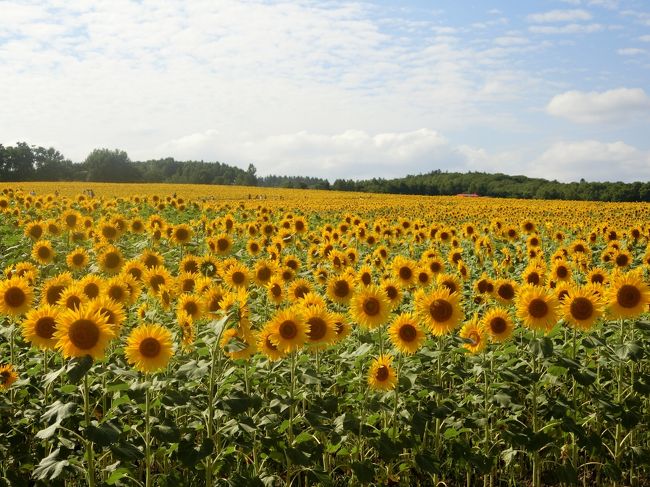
1;0;649;182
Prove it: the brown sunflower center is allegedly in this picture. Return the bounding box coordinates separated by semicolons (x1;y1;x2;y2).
104;252;121;270
418;272;429;284
35;316;56;339
108;286;125;301
72;253;85;266
270;284;282;298
429;261;442;273
65;295;82;310
279;320;298;339
617;284;641;309
175;228;189;241
375;365;389;382
556;266;568;278
84;283;100;299
37;246;52;259
100;308;116;325
29;225;43;239
490;317;507;334
217;238;229;252
590;273;604;284
144;255;160;268
69;319;100;350
257;267;272;282
363;297;381;317
139;337;161;358
184;301;199;316
231;271;245;285
181;279;195;292
361;273;372;286
497;284;515;301
615;254;629;267
399;267;412;281
570;297;594;321
307;317;327;341
398;323;417;343
429;299;453;322
265;336;278;351
0;371;10;384
102;226;117;239
294;285;309;299
528;298;549;318
441;281;457;294
46;285;65;305
527;272;540;285
4;286;26;308
149;275;165;292
385;286;398;300
333;280;350;298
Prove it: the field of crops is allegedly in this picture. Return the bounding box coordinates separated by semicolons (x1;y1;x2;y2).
1;183;650;486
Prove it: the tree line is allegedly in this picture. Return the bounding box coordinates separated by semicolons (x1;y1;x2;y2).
1;142;649;202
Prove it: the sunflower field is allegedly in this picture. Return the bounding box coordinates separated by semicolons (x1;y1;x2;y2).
2;183;650;487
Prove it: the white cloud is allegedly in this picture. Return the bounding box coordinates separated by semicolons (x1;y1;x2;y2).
532;140;650;182
559;0;620;8
639;35;650;42
494;35;529;46
153;128;466;180
529;23;603;34
527;9;592;23
618;47;646;56
546;88;650;123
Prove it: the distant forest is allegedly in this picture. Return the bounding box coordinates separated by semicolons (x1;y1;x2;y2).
1;142;649;202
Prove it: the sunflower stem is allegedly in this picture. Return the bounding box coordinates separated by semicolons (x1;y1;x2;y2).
614;318;625;476
145;381;152;487
9;324;15;404
571;326;579;474
392;354;402;441
83;372;96;487
286;350;297;486
532;330;540;487
483;349;491;487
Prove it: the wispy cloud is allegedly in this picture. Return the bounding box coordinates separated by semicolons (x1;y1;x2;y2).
618;47;647;56
527;9;592;23
529;23;604;34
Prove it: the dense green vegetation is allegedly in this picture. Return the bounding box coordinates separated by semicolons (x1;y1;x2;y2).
1;142;649;202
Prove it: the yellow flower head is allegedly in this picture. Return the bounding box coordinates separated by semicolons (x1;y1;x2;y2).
125;323;174;373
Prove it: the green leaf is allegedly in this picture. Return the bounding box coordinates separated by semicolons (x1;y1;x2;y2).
152;424;180;443
286;447;311;466
32;448;69;481
178;438;214;467
111;442;144;461
414;452;439;474
616;342;643;361
350;460;375;482
67;355;94;384
87;421;121;447
106;468;130;485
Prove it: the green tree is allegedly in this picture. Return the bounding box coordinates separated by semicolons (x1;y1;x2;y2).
85;148;140;182
0;142;36;181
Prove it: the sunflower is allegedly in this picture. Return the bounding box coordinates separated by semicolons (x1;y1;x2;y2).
253;259;277;286
0;277;34;317
171;224;193;246
122;260;146;283
326;273;355;304
522;265;545;287
257;329;286;361
177;293;204;321
586;267;608;286
176;272;198;294
388;312;425;355
425;256;445;275
220;328;257;360
288;278;312;301
561;286;604;331
176;311;195;352
88;296;127;332
125;323;174;373
24;221;45;241
204;285;227;315
331;312;352;342
54;305;115;359
606;271;650;319
31;240;55;265
414;287;463;336
436;273;462;295
266;308;308;352
459;315;488;354
78;274;104;301
41;273;73;306
97;245;124;275
22;304;60;350
0;364;18;392
302;304;337;348
119;272;142;305
473;273;495;296
349;285;390;329
57;284;89;311
103;277;131;306
66;247;89;271
140;249;165;270
210;233;233;256
482;307;515;342
368;354;397;391
494;278;517;304
391;256;417;287
380;278;403;310
613;249;633;269
357;265;374;287
222;262;250;289
144;266;172;294
246;238;263;256
266;277;285;305
550;260;572;283
516;286;559;332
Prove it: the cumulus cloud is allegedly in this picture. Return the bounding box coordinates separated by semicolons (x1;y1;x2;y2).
546;88;650;123
531;140;650;182
527;9;592;23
